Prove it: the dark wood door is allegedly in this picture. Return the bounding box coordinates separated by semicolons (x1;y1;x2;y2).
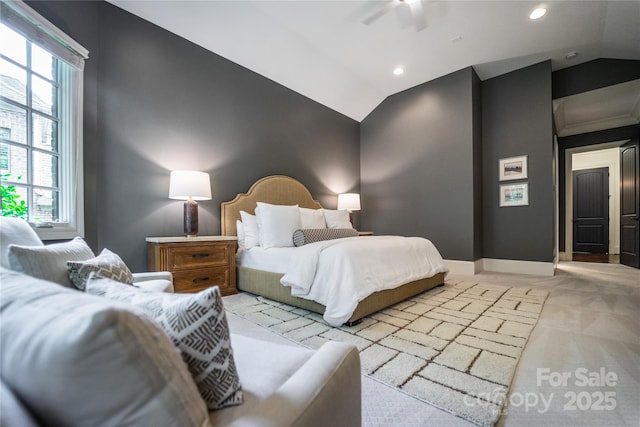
620;140;639;268
573;167;609;254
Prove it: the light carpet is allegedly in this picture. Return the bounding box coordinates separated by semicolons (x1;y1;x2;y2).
224;279;548;427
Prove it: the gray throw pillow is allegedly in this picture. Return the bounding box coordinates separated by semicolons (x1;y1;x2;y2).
86;274;244;410
293;228;359;246
8;236;94;287
0;268;209;427
67;248;134;290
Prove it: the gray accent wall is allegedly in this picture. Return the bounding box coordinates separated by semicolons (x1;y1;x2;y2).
552;59;640;99
30;1;360;272
482;61;554;262
360;68;482;262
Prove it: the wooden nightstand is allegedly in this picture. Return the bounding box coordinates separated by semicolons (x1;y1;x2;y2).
146;236;237;296
358;231;374;236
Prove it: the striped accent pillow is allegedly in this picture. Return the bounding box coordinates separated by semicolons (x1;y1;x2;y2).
67;248;134;290
293;228;359;246
85;275;243;410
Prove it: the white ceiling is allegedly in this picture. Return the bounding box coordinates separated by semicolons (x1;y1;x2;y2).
108;0;640;122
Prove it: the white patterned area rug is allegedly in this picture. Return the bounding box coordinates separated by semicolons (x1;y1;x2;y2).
224;280;548;427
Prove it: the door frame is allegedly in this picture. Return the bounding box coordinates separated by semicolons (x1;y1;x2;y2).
562;140;628;261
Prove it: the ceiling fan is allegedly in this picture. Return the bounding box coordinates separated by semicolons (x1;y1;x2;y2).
362;0;428;32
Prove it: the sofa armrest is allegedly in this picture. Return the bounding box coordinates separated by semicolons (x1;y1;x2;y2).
132;272;174;293
132;271;172;282
228;341;361;427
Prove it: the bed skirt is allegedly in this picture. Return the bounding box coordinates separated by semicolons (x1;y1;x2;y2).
237;266;445;324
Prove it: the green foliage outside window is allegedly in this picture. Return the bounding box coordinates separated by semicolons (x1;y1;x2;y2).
1;173;28;220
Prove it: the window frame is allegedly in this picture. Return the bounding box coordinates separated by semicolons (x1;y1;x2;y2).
1;0;88;240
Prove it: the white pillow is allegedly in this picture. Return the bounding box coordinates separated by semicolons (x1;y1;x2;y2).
239;211;259;249
255;202;301;249
0;268;209;427
8;236;95;287
323;209;353;229
236;220;245;250
299;207;326;229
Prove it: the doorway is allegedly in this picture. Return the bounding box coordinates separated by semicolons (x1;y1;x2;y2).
565;144;623;264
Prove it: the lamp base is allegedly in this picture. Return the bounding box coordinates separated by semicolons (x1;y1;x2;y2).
184;200;198;237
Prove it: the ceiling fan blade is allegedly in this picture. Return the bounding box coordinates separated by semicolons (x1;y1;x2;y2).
409;0;428;31
362;1;396;25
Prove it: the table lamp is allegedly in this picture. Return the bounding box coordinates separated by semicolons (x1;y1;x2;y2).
338;193;361;224
169;170;212;237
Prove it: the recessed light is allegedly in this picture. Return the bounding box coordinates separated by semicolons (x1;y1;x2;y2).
530;7;546;20
393;67;404;76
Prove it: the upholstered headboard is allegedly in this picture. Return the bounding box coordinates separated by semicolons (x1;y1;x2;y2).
221;175;323;236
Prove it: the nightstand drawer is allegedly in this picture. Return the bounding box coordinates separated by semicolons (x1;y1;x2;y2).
172;267;230;294
168;245;229;270
147;236;237;296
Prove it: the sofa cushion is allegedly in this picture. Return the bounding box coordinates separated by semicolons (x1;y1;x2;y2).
210;333;362;427
0;380;39;427
67;248;134;290
210;334;314;426
0;217;43;269
85;275;243;410
0;268;210;427
8;236;94;287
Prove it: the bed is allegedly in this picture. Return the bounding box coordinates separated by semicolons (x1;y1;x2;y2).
221;175;447;326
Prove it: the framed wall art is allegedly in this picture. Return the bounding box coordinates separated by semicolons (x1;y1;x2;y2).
499;155;528;181
499;183;529;207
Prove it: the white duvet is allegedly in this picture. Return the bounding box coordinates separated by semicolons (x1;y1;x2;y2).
280;236;448;326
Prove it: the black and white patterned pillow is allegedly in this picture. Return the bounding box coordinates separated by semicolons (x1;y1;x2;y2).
67;248;134;290
85;274;243;410
293;228;359;246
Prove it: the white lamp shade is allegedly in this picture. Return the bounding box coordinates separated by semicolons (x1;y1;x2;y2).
337;193;361;211
169;170;212;201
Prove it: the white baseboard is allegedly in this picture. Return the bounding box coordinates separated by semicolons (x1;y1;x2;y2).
445;258;556;277
480;258;555;277
444;259;481;276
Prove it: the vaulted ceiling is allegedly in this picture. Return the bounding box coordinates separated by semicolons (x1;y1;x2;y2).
109;1;640;122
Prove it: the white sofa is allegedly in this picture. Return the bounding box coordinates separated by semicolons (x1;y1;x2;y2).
0;218;362;427
0;217;174;292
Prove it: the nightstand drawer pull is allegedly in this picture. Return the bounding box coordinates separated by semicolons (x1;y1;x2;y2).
192;277;210;284
191;253;210;258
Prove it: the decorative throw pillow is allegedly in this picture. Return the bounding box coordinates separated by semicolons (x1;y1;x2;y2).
293;228;359;246
85;274;244;410
240;211;259;248
299;207;326;229
8;236;95;287
236;219;245;250
67;248;134;291
0;217;43;268
256;202;301;249
0;268;209;427
323;209;353;229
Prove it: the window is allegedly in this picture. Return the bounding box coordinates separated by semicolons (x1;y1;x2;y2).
0;0;88;239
